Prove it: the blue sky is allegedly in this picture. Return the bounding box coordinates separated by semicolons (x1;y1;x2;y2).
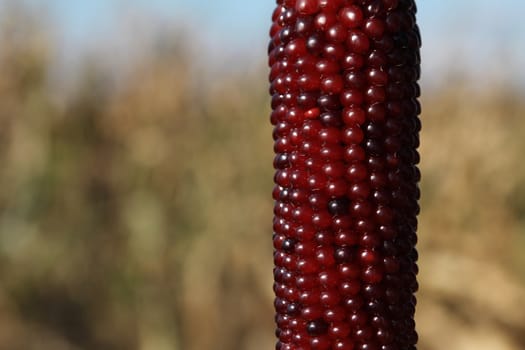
9;0;525;85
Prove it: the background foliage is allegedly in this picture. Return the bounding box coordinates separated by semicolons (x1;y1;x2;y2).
0;4;524;350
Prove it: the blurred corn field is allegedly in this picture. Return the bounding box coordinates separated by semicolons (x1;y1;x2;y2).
0;5;524;350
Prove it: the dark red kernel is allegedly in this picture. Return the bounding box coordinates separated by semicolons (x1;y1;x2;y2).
362;265;384;284
305;107;321;119
342;125;365;144
347;30;370;54
302;120;323;139
342;107;366;125
349;311;368;326
292;206;315;223
323;43;346;60
327;197;350;215
295;274;317;290
358;342;380;350
308;173;327;190
310;336;331;350
306;319;329;336
360;233;382;248
349;182;371;200
354;327;374;342
338;263;361;279
341;89;365;106
343;295;364;311
370;172;388;188
331;213;352;229
285;107;303;125
278;26;293;44
383;0;400;10
315;231;334;245
288;129;302;146
359;249;381;265
318;95;341;110
351;200;373;217
367;50;388;67
299;73;321;91
368;68;389;86
281;238;296;252
294;240;316;256
344;145;366;163
275;188;288;203
365;138;384;155
274;153;290;169
306;33;324;54
301;304;324;320
294;55;316;72
272;6;284;23
322;162;345;177
324;306;347;322
364;18;386;39
334;339;355;350
311;212;332;229
367;156;387;171
326;179;348;197
315;12;338;31
319;0;343;12
366;103;387;122
329;322;351;339
335;230;359;246
339;280;361;296
281;6;296;25
320;145;344;160
320;290;340;306
346;163;368;182
285;38;308;59
315;246;336;266
342;53;365;69
299;288;322;304
295;16;315;37
366;86;386;103
344;71;366;90
373;35;395;53
326;23;348;43
365;0;384;17
296;0;320;15
316;59;340;75
286;303;301;316
339;6;364;28
308;194;329;211
334;246;356;263
278;328;293;342
318;270;340;287
318;126;342;143
321;75;344;94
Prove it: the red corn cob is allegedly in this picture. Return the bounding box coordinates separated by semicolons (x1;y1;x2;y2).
269;1;420;349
